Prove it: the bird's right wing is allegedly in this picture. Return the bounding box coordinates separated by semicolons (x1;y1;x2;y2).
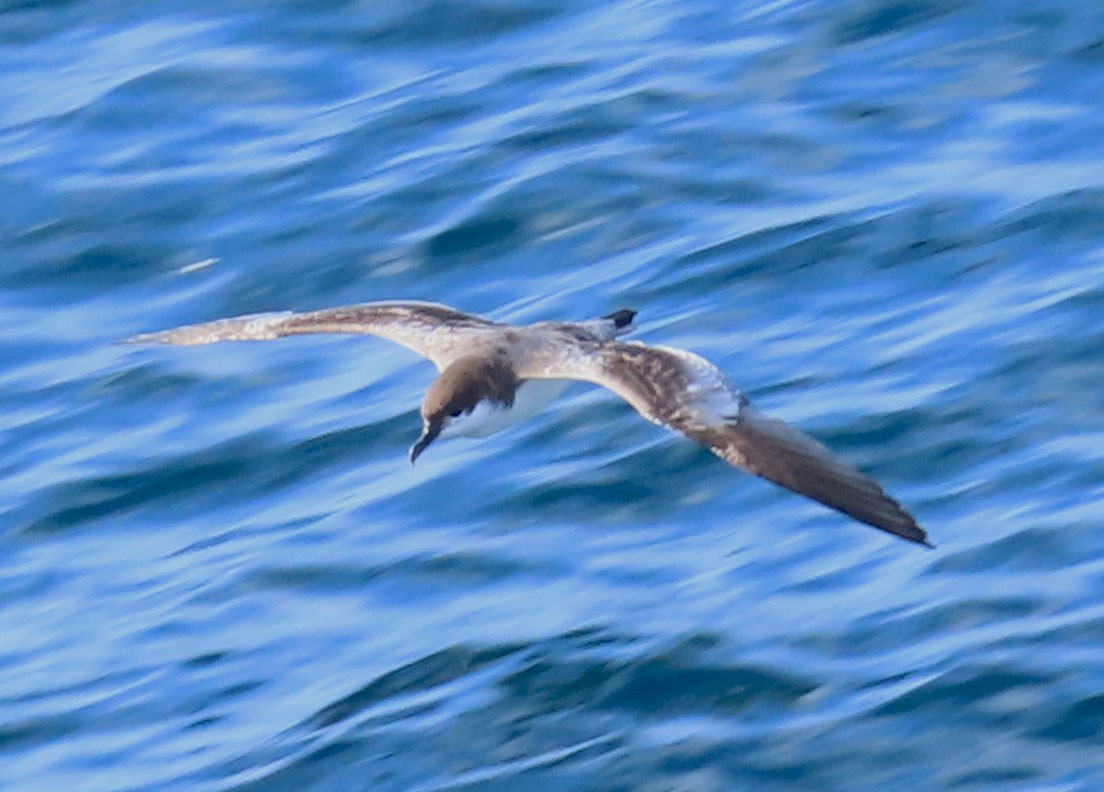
517;337;929;546
123;301;499;370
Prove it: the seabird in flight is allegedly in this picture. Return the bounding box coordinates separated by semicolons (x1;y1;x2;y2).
125;301;930;546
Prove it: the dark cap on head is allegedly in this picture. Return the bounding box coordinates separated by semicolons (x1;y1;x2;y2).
409;354;519;463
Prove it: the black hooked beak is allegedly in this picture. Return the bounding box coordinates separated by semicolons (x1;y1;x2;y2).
409;420;441;464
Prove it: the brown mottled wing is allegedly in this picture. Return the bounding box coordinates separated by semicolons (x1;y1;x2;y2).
518;339;929;546
699;404;930;546
123;301;498;369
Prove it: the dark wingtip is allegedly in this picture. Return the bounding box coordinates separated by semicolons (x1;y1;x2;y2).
602;308;637;329
896;522;933;549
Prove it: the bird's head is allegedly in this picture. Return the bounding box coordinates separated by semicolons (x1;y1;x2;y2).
409;355;517;463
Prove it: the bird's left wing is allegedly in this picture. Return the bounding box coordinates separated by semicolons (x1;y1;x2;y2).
123;301;498;370
516;337;930;546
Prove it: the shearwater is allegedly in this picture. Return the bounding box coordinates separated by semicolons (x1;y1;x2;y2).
125;301;930;547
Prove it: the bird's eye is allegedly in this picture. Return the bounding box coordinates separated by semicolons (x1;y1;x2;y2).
449;409;463;418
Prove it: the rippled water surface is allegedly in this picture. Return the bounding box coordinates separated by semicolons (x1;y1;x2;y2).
4;1;1104;789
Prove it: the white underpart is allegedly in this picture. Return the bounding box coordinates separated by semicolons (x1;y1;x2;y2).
439;379;573;439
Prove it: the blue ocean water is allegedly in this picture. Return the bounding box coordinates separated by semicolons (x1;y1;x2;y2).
3;0;1104;789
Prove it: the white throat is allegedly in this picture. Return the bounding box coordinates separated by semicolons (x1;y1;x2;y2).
439;379;572;439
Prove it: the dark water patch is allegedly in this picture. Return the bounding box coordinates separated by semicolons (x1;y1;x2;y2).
308;642;527;729
506;59;595;89
871;663;1053;724
63;64;256;133
244;563;390;594
15;434;276;535
1032;692;1104;743
495;439;718;520
348;0;566;48
831;1;960;45
500;112;633;153
182;650;230;669
0;711;79;753
94;362;216;405
1074;37;1104;61
995;188;1104;244
949;765;1041;788
929;526;1085;575
425;214;523;260
4;244;168;292
243;549;546;598
595;656;817;718
267;417;413;490
642;212;865;299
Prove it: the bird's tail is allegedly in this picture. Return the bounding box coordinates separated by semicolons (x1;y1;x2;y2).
601;309;637;336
